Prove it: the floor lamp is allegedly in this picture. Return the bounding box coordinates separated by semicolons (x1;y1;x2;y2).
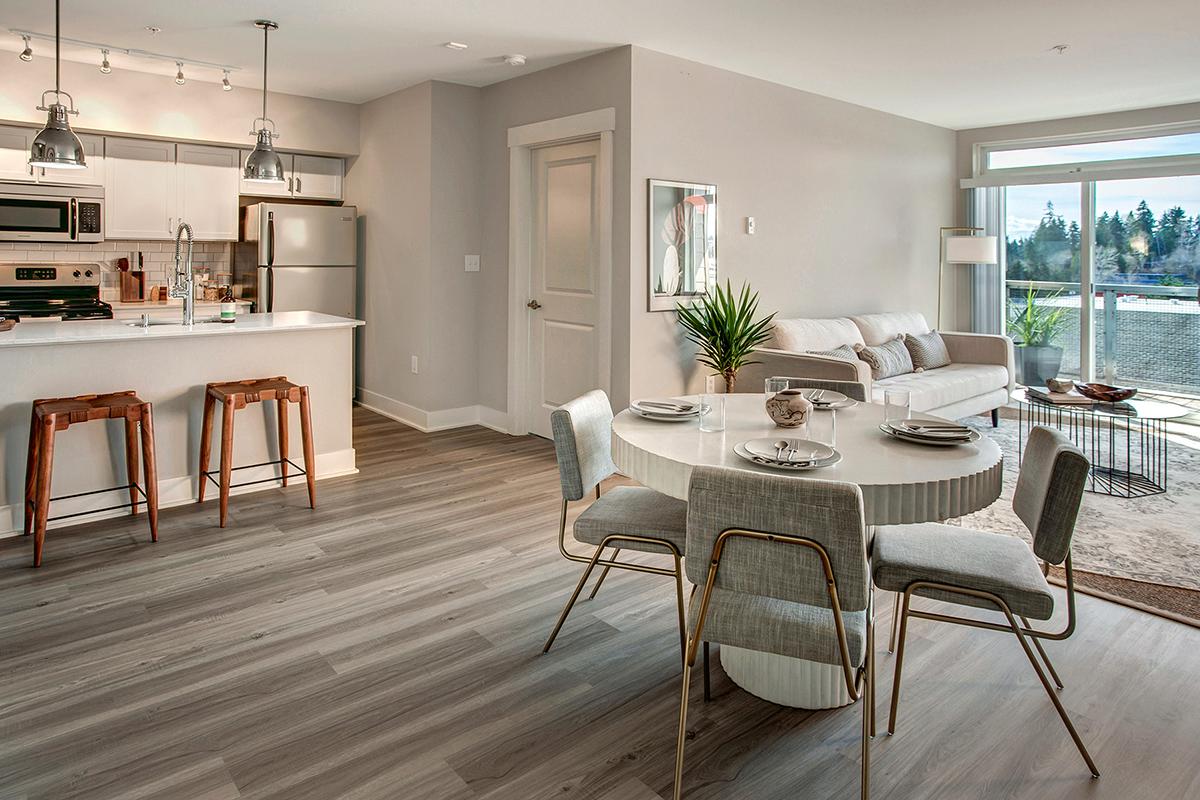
939;226;998;329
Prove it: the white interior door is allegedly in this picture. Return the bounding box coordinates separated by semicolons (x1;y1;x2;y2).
526;138;603;438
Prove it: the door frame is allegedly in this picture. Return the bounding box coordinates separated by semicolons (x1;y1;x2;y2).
506;108;615;436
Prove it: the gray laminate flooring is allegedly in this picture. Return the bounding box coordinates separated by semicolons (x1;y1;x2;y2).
1;408;1197;799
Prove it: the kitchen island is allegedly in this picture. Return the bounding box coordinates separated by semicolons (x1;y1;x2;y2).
0;311;363;537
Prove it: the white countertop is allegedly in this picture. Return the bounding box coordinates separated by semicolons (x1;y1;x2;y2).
0;311;363;348
106;299;253;310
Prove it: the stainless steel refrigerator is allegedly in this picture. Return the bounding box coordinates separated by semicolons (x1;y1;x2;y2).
235;203;358;317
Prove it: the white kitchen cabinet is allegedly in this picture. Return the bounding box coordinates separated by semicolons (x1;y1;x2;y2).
105;138;177;240
292;155;343;200
0;125;39;182
38;134;105;187
176;144;240;240
238;151;293;197
239;152;344;200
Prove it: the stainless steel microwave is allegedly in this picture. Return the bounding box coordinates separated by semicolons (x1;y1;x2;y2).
0;182;104;243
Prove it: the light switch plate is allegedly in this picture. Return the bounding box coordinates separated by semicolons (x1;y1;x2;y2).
465;254;480;272
746;216;756;235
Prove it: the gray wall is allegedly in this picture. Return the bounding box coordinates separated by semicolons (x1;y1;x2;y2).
627;47;957;400
477;47;634;411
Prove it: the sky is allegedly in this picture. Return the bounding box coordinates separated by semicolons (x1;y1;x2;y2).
1006;175;1200;239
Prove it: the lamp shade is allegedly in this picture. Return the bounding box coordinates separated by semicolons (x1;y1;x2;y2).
944;235;998;264
243;129;285;182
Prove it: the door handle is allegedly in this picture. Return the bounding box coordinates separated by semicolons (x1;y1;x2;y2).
526;299;542;310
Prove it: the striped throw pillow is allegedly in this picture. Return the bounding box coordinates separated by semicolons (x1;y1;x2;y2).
853;336;914;380
806;345;858;362
903;331;951;372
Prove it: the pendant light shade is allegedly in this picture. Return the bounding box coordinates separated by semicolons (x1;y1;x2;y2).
30;0;86;170
244;20;284;183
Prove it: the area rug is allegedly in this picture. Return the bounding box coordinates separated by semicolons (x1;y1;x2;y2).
957;412;1200;625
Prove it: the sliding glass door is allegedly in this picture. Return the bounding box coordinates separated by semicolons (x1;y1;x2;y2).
1004;184;1083;381
1092;176;1200;392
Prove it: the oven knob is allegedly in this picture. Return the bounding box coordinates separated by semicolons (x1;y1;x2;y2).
85;270;93;278
73;270;82;278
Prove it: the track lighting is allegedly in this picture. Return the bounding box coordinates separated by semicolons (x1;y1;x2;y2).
19;35;32;61
222;69;232;91
174;62;185;85
99;48;111;73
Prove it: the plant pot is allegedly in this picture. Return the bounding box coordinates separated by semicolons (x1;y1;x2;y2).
1015;344;1064;387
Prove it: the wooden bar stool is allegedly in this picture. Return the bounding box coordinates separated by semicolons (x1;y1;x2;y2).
24;391;159;567
198;376;315;527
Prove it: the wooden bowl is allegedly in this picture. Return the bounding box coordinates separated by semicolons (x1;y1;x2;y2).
1074;382;1137;403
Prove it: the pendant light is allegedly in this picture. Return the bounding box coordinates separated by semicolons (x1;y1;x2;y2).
29;0;86;170
243;19;284;183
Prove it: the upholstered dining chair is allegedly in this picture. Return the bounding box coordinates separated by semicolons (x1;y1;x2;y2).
872;425;1099;778
543;390;689;660
767;376;868;402
674;466;875;800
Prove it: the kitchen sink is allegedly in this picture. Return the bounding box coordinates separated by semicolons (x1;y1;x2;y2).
125;316;225;328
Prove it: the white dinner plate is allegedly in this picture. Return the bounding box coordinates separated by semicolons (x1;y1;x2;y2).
800;389;857;410
879;423;981;446
743;437;835;463
734;442;842;471
632;407;697;423
631;399;699;417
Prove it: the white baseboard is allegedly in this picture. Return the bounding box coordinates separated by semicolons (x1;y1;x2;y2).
356;387;511;434
0;448;357;539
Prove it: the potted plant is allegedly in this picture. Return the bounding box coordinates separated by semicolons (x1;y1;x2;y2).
1007;284;1070;387
676;280;775;393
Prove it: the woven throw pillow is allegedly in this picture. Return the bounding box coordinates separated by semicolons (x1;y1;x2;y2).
903;331;951;372
806;345;858;362
853;335;913;380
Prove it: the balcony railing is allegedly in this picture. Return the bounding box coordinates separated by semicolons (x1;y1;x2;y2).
1006;279;1200;393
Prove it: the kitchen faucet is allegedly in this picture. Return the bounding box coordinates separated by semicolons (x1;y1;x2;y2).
169;221;195;326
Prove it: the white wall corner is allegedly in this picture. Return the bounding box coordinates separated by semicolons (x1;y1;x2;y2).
356;388;511;434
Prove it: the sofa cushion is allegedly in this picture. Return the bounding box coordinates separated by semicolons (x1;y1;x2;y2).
807;344;858;362
772;317;864;352
854;336;914;380
872;363;1010;412
904;331;952;371
850;312;931;346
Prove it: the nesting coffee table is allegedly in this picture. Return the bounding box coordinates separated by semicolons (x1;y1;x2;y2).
1013;388;1190;498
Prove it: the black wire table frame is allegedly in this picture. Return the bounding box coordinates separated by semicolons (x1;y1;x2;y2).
1014;390;1189;498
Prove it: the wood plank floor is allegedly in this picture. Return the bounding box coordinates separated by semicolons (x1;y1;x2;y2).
2;407;1198;799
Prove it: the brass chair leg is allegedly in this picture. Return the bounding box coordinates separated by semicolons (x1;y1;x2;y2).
862;612;873;800
1002;606;1099;777
672;658;694;800
702;642;711;702
887;591;913;735
1021;614;1064;690
542;544;606;654
587;547;621;600
888;591;901;653
673;553;687;668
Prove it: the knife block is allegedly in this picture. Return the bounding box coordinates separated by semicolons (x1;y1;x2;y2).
120;271;146;302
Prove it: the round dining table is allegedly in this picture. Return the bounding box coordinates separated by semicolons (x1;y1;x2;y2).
611;393;1003;709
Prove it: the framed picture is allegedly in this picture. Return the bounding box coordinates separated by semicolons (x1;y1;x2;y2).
647;178;717;312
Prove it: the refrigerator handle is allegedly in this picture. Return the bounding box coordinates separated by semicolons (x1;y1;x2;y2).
266;267;274;313
266;211;275;267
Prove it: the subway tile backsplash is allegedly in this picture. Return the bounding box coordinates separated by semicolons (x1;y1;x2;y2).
0;240;231;294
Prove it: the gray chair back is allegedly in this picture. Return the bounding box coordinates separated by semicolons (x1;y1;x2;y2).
769;376;868;402
686;466;869;612
550;390;617;502
1013;426;1090;565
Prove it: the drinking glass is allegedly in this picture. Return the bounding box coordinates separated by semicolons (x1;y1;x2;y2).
884;389;910;423
764;377;789;397
699;393;726;432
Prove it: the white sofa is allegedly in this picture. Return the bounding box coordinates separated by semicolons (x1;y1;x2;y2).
738;312;1015;423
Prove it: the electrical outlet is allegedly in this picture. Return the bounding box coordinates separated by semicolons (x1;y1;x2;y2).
411;355;419;374
746;216;756;235
465;254;480;272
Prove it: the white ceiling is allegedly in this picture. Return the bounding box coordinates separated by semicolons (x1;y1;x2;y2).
2;0;1198;129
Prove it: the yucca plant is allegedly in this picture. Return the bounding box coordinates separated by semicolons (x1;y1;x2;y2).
1007;284;1070;346
676;280;776;393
